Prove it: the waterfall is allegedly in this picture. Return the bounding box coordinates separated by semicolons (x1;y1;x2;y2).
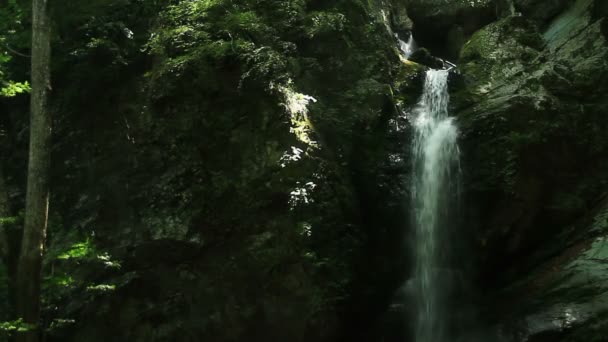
396;33;416;60
411;69;460;342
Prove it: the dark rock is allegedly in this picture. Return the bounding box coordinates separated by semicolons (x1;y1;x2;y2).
406;0;498;59
592;0;608;19
493;198;608;342
447;25;466;60
388;1;414;35
515;0;575;25
408;47;444;69
455;0;608;339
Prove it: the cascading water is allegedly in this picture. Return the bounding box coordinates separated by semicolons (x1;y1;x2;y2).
396;33;416;60
411;69;461;342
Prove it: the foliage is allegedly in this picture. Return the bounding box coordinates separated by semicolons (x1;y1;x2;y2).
85;284;115;292
0;319;35;333
0;0;29;97
144;0;310;96
56;240;96;260
0;216;19;226
0;79;29;97
305;11;347;38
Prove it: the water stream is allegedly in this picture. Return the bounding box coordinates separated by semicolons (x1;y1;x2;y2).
396;33;416;60
411;69;461;342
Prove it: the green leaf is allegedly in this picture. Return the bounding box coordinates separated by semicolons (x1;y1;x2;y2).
57;240;95;260
0;80;30;97
0;319;36;333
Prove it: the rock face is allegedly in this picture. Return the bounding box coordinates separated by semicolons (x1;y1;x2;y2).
452;0;608;339
514;0;575;24
498;198;608;341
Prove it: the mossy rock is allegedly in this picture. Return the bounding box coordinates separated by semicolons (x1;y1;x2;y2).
408;47;444;69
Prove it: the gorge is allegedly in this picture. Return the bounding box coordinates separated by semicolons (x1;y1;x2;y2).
1;0;608;341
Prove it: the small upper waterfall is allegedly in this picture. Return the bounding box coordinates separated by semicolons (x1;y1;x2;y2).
396;33;416;60
411;69;461;342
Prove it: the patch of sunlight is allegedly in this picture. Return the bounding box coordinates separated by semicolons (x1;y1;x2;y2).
389;153;404;164
86;284;116;292
0;216;18;225
0;319;35;332
560;307;578;328
57;240;94;260
581;236;608;261
590;204;608;233
477;81;493;94
0;81;30;97
544;0;593;45
299;222;312;237
123;27;134;39
190;0;223;12
48;274;74;288
289;181;317;209
279;146;304;168
557;236;608;291
276;80;318;147
380;10;393;35
97;252;121;269
48;319;76;331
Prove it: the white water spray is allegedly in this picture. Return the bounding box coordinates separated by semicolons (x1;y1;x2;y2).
411;69;460;342
396;33;416;60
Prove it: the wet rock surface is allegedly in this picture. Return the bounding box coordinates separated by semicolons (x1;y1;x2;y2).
452;0;608;339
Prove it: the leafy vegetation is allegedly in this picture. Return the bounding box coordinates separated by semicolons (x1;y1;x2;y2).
0;0;29;97
0;319;35;333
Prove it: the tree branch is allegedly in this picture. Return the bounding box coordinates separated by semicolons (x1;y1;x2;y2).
4;44;31;58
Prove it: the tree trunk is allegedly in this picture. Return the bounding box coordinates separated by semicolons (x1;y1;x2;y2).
16;0;51;340
0;168;9;260
0;166;19;325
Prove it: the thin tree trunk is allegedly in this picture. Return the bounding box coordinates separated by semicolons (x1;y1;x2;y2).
16;0;51;340
0;167;17;323
0;168;9;259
